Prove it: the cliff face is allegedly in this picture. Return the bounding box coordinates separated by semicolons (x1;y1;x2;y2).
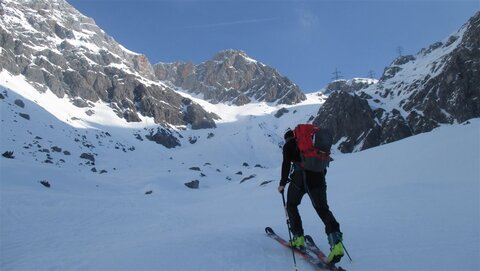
0;0;216;129
154;49;306;106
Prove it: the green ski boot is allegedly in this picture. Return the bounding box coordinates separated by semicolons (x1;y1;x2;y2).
289;235;305;250
327;232;344;264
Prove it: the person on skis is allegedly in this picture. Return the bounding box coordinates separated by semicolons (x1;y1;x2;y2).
278;128;344;264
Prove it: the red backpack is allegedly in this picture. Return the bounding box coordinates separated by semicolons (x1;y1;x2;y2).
293;124;333;172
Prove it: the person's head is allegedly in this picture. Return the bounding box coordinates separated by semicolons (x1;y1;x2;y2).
284;128;294;140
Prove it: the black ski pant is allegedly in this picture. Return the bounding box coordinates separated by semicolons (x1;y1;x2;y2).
286;167;340;237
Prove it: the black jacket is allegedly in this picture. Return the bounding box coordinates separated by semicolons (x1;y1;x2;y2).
280;137;301;187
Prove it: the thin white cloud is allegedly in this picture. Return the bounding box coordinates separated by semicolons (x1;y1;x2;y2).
298;10;319;28
184;17;279;29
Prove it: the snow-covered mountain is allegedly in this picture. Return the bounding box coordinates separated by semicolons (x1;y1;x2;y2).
0;0;216;130
313;12;480;153
0;0;306;134
154;49;306;106
0;0;321;167
2;0;477;155
0;67;325;176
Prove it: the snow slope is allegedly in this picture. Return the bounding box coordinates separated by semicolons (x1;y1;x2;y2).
1;72;479;271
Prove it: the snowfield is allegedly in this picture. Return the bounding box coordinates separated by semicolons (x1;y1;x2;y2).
1;72;479;271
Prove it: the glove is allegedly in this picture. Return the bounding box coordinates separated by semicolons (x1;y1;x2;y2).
278;185;285;193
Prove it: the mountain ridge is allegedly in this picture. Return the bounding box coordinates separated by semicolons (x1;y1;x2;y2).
1;0;478;156
0;0;217;130
313;11;480;153
154;49;306;106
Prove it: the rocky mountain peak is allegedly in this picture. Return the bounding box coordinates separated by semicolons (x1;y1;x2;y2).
212;49;253;63
0;0;217;139
323;78;377;94
314;11;480;153
154;50;306;106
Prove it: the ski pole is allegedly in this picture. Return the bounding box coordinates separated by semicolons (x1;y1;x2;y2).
341;241;353;262
281;191;298;271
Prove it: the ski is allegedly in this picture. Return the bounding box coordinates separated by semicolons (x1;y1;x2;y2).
305;235;346;271
265;227;345;271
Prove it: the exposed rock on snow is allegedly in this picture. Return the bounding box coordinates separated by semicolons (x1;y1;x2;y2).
145;127;181;148
184;180;200;189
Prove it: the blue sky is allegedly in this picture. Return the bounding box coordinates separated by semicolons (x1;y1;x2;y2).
67;0;479;92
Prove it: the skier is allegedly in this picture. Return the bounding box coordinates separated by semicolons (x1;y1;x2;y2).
278;128;344;264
